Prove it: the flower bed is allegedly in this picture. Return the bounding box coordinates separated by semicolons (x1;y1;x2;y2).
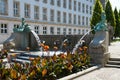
0;46;91;80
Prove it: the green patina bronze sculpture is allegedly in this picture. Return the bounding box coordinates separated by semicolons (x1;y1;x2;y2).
13;18;31;32
94;11;108;32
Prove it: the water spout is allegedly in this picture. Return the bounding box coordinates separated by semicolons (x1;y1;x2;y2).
72;29;93;54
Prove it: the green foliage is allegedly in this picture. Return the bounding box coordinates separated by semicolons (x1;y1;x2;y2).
114;8;120;37
90;0;103;33
119;10;120;16
0;46;91;79
105;0;116;30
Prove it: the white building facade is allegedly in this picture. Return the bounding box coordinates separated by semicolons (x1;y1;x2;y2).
0;0;94;43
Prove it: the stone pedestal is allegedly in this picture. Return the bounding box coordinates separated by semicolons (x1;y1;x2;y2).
89;31;110;66
3;30;40;51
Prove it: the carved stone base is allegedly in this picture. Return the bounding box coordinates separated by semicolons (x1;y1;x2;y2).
89;51;110;67
89;31;109;66
3;30;41;51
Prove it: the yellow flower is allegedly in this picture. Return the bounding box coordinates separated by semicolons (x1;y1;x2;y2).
11;53;17;57
52;54;57;61
79;47;83;51
53;46;58;51
0;59;3;63
80;55;83;61
30;70;35;77
10;69;17;79
32;60;37;66
29;57;34;61
15;63;20;67
21;74;27;80
60;54;66;59
41;59;47;67
83;46;87;51
36;57;40;61
42;69;47;77
68;64;73;71
67;53;72;60
37;67;41;72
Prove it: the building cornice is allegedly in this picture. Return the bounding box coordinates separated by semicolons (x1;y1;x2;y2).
0;16;90;28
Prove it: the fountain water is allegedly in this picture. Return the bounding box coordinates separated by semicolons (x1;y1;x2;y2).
72;29;93;54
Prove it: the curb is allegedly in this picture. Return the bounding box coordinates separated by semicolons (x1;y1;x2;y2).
58;65;101;80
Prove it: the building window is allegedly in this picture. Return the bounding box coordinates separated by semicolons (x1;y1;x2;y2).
78;2;81;12
43;26;47;34
50;0;54;5
50;9;54;21
90;6;92;14
82;29;84;35
69;0;72;10
86;17;88;26
57;11;61;22
43;0;47;3
34;6;39;19
34;26;39;34
42;8;47;21
57;28;61;35
63;28;66;35
74;1;76;11
86;5;88;14
86;29;88;33
69;13;72;24
63;12;66;23
68;28;71;35
82;3;85;13
74;14;76;24
78;15;81;25
50;27;54;35
57;0;61;7
14;24;19;28
78;29;81;35
74;29;76;34
63;0;66;8
24;4;30;18
0;0;8;15
0;24;7;33
82;16;85;25
13;1;20;17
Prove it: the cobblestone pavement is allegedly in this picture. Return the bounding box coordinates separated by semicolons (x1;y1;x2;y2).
73;41;120;80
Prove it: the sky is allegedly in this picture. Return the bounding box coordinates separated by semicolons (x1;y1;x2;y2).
109;0;120;11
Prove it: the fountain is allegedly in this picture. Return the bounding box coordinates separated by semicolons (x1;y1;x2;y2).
3;18;41;51
89;11;110;66
72;11;110;66
3;11;110;66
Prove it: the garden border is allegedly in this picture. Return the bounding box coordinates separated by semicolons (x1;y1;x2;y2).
58;65;101;80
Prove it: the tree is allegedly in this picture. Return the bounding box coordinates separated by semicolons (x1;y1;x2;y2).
90;0;103;33
105;0;116;30
114;8;120;37
119;10;120;17
119;10;120;16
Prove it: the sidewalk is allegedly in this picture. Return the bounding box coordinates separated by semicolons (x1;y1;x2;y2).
73;41;120;80
109;41;120;58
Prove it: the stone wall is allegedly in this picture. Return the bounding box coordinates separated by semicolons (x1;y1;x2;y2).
38;34;93;50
